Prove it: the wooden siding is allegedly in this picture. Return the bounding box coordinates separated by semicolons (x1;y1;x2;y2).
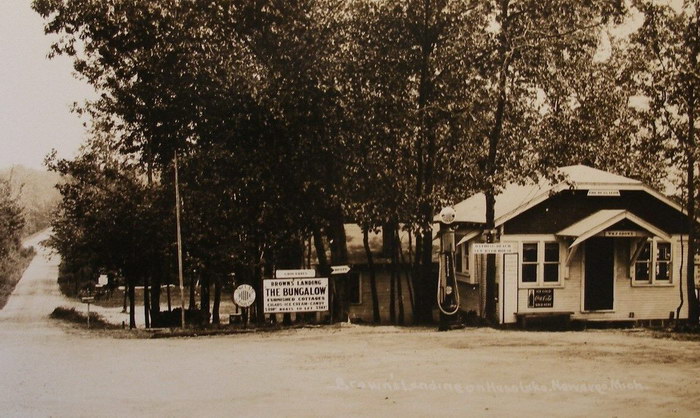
510;234;688;321
504;190;687;235
347;266;415;323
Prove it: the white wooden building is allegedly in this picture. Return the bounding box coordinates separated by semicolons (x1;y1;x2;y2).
451;165;692;324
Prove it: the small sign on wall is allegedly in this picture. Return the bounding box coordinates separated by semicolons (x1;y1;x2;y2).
587;189;620;197
472;242;517;254
603;230;647;238
527;288;554;308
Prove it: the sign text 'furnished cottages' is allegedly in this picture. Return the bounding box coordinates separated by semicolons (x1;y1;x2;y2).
448;165;693;325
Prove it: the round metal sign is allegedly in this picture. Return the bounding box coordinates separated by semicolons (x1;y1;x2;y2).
233;284;256;308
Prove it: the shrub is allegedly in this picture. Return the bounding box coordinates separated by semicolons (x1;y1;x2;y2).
49;306;119;329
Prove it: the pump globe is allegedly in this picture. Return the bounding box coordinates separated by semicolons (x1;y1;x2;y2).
439;206;456;224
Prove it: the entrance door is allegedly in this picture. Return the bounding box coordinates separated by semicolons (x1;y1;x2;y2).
584;237;614;311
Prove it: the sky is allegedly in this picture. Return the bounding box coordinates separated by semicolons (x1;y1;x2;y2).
0;0;95;171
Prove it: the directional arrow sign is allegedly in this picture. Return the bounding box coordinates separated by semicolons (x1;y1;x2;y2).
331;265;351;275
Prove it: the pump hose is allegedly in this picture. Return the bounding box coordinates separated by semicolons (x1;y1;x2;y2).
437;250;460;315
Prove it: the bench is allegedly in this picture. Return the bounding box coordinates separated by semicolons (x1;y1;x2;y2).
515;311;574;329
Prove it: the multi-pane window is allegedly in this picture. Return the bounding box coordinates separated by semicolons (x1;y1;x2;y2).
522;243;538;283
656;242;671;281
522;242;560;285
633;239;672;284
634;242;651;282
455;243;472;282
544;243;560;282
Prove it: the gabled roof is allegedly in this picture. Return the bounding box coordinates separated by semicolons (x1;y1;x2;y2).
556;209;671;248
446;165;683;227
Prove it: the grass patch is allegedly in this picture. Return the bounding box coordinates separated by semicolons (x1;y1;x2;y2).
50;306;121;330
0;246;35;309
644;323;700;342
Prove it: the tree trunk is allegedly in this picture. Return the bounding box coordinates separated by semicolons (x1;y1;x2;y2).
254;250;265;326
411;0;437;324
188;273;196;310
395;229;405;325
483;0;510;325
166;277;172;312
253;263;264;325
150;263;161;322
143;274;150;328
128;277;136;329
398;232;415;314
313;226;329;272
122;280;128;313
686;36;699;324
201;269;210;324
212;274;222;325
686;189;699;323
313;225;330;322
684;131;698;324
484;192;498;324
390;253;397;324
411;230;423;323
328;211;349;322
419;221;434;324
362;227;380;323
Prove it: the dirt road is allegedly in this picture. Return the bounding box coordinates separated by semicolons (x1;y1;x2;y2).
1;234;699;417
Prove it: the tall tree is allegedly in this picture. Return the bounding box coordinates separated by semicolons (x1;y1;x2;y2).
472;0;623;323
47;132;168;329
627;0;700;324
535;38;665;186
344;0;488;323
0;178;25;260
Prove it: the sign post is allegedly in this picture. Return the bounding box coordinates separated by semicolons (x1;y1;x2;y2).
233;284;256;328
81;296;95;328
174;150;186;329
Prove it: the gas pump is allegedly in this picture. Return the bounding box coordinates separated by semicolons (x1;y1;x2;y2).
437;207;460;318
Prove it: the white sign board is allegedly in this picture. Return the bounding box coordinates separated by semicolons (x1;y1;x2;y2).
472;242;517;254
233;284;256;308
98;275;108;286
587;189;620;197
331;265;350;275
275;269;316;279
603;230;647;238
263;278;329;313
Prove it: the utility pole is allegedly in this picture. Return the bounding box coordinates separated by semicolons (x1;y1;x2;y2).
174;149;186;328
